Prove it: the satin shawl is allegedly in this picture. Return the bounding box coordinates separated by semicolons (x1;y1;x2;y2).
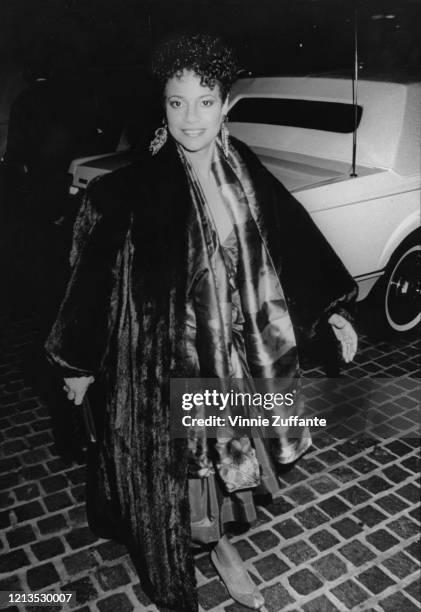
180;140;311;490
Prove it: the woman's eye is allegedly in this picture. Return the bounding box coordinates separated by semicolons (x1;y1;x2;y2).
202;99;214;107
169;100;182;109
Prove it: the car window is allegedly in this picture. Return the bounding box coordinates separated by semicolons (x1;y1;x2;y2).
229;97;363;133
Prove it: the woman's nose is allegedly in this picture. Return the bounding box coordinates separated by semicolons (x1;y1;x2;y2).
185;103;199;123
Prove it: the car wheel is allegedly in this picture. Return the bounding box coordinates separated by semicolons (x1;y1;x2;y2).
381;232;421;335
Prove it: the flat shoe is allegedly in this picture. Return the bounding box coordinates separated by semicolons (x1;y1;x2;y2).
210;549;264;610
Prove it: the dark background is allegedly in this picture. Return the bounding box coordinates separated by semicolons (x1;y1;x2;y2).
1;0;420;75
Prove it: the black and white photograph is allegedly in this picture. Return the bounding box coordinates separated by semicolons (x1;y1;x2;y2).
0;1;420;611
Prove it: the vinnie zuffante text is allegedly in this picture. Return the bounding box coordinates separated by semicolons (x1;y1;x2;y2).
179;390;327;428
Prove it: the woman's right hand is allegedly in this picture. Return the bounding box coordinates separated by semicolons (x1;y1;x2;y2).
63;376;95;405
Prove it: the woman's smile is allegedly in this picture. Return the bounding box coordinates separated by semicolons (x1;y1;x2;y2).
182;128;207;137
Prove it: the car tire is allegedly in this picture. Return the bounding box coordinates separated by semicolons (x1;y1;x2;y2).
369;230;421;338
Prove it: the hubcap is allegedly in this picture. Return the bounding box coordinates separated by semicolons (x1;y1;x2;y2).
385;245;421;332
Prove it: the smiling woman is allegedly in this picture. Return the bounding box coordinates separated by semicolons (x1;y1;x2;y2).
164;70;228;154
45;33;358;611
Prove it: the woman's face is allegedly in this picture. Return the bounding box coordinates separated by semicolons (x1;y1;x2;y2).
164;69;228;154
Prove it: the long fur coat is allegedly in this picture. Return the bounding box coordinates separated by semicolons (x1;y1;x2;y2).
46;137;357;610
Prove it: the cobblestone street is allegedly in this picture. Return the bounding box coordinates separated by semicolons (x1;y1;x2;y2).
0;309;419;612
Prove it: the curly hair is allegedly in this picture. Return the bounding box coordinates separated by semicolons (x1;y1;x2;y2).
151;33;239;101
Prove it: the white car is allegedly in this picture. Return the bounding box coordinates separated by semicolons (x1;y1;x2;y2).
68;74;421;335
229;74;420;334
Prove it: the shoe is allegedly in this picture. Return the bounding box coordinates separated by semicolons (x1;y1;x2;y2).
210;549;264;610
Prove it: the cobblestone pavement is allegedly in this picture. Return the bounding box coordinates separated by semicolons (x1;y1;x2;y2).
0;310;419;612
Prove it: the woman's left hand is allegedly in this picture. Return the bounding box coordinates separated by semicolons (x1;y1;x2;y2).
328;313;358;363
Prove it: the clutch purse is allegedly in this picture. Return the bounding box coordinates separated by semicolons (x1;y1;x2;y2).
216;436;261;493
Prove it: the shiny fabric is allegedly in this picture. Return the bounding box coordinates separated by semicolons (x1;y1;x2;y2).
45;136;357;611
180;141;310;492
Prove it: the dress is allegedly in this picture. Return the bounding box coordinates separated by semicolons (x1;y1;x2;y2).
46;137;357;611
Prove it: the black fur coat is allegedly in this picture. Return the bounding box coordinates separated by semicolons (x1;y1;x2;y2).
46;137;357;610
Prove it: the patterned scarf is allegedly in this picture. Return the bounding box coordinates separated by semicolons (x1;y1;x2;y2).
178;138;311;491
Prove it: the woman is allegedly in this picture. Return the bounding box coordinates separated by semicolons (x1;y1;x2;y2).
46;34;357;611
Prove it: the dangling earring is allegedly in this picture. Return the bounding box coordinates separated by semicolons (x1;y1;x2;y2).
149;119;168;155
221;115;230;158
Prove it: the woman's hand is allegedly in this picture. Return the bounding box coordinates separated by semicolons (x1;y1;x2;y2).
63;376;94;405
328;313;358;363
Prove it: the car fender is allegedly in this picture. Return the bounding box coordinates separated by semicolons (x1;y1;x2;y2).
378;209;420;269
